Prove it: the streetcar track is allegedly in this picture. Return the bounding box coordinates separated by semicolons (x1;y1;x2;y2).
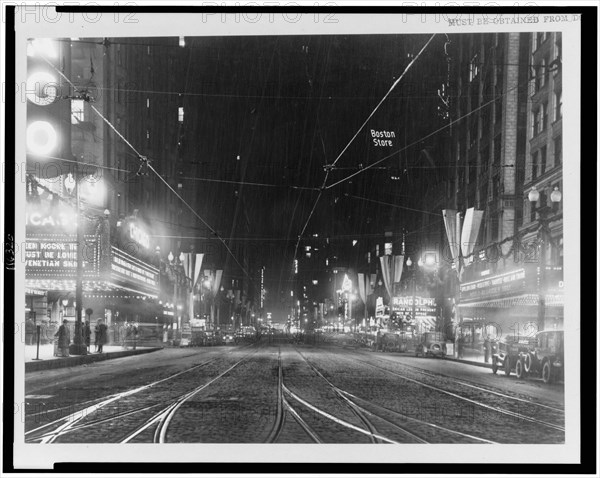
336;389;498;444
122;346;261;443
26;345;259;444
292;347;384;443
265;346;284;443
282;383;401;444
364;351;565;413
349;355;565;433
27;403;163;442
282;395;323;443
293;346;497;444
288;346;400;444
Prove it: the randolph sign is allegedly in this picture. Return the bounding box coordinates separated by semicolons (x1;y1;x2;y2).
391;296;437;317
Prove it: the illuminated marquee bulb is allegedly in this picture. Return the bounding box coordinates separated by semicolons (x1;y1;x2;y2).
26;71;59;106
27;121;58;155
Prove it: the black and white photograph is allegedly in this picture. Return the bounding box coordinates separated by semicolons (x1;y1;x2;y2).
4;2;589;473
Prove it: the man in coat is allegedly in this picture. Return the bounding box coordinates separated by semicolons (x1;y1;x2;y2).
83;320;92;353
95;319;108;353
55;319;71;357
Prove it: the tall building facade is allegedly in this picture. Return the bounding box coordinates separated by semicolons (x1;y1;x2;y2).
443;32;563;360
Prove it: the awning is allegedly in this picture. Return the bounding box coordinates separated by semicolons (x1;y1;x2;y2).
459;294;564;308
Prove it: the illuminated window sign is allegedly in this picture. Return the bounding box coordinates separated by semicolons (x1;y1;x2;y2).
26;211;77;229
110;247;158;292
391;296;437;317
25;235;98;278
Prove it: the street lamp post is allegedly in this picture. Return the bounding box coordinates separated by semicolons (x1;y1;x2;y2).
528;186;562;332
65;167;87;355
405;257;423;331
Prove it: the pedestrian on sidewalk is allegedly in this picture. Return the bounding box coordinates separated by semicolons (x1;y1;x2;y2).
25;317;35;345
484;337;490;363
95;319;108;353
55;319;71;357
457;333;464;359
83;320;91;353
132;323;139;350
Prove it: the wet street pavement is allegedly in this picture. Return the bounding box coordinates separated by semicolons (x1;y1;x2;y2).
23;338;565;444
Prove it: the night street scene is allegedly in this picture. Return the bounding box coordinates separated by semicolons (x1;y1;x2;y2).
21;28;566;446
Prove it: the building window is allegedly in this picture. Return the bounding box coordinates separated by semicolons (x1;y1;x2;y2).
529;198;535;223
532;109;541;136
534;64;542;92
531;151;538;180
541;102;548;131
469;53;480;82
178;106;184;123
554;90;562;121
71;99;84;124
540;146;547;175
536;32;546;50
554;136;562;166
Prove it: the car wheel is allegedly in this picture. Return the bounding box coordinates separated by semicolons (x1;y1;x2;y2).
523;353;532;373
504;356;511;376
515;358;525;379
542;360;553;384
491;357;498;374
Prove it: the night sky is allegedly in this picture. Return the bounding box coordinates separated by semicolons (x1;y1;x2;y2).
124;34;452;317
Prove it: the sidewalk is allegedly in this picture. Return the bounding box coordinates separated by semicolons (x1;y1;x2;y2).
24;344;163;373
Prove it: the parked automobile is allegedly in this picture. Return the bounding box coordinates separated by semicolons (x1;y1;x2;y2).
415;332;447;358
374;331;413;353
514;330;564;383
491;335;536;376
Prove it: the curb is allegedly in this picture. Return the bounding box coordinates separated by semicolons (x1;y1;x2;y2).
445;357;493;369
25;347;163;373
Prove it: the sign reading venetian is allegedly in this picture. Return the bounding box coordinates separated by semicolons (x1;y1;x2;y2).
371;129;395;147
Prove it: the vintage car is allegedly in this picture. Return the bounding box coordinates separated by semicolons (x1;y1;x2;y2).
415;332;447;358
491;335;536;376
514;330;564;383
374;331;413;353
191;330;216;346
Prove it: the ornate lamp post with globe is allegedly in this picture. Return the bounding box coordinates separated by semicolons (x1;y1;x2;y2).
528;185;562;332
